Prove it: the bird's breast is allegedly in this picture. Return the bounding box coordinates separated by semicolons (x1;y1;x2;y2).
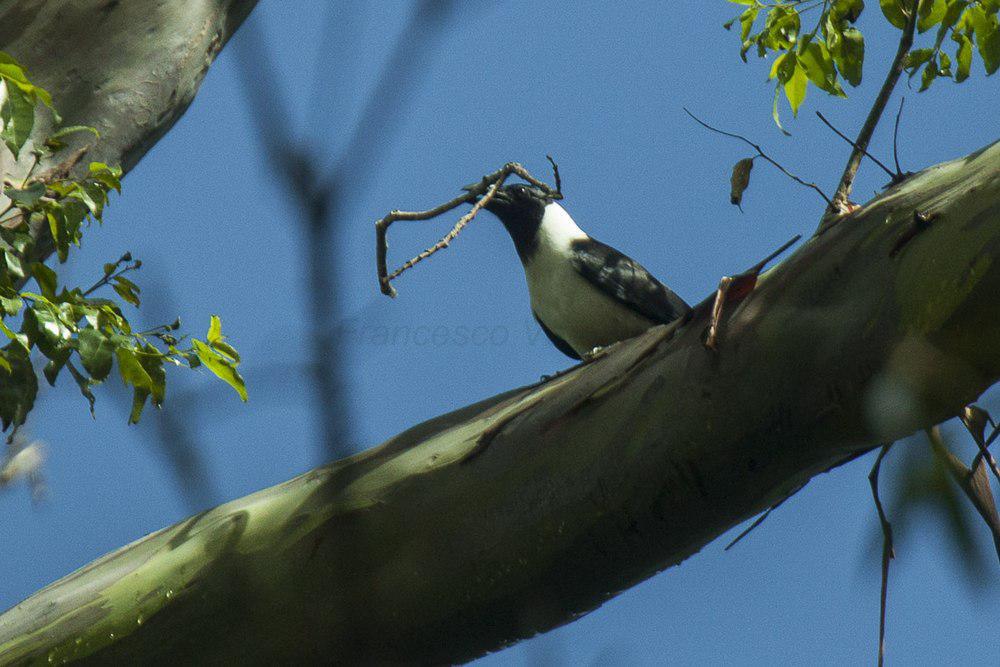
524;248;655;356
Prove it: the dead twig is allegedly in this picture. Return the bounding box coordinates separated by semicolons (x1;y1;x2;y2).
724;494;793;550
815;111;898;182
868;443;894;667
893;97;907;177
829;0;918;214
683;108;833;208
375;162;561;297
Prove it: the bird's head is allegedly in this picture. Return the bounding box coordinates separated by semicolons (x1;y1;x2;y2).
482;183;551;229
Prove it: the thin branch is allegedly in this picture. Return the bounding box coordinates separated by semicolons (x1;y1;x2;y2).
815;111;896;180
546;154;562;196
893;97;906;176
375;162;560;297
82;252;138;296
868;443;895;667
830;1;919;212
683;108;832;207
723;495;791;550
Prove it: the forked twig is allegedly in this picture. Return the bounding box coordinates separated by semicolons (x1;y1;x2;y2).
868;443;895;667
683;108;833;208
375;161;561;297
815;111;897;181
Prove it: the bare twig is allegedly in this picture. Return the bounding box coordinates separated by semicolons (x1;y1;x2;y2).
893;97;906;177
868;443;895;667
829;1;919;213
683;108;832;207
546;154;562;196
375;162;560;297
723;495;792;550
815;111;896;180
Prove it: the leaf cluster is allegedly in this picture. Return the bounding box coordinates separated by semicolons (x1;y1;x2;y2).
726;0;999;129
0;52;246;434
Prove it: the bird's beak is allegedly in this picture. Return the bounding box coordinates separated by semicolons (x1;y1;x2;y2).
481;187;511;214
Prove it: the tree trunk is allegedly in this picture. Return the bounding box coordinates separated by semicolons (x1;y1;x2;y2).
1;137;998;663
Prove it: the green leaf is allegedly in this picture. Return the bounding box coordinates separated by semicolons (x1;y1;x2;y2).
905;47;936;72
920;57;940;89
207;314;223;345
135;346;166;407
193;338;247;402
918;0;948;32
799;41;846;96
128;387;150;424
78;327;114;381
22;306;72;359
31;262;57;299
0;344;37;430
0;317;28;350
0;81;35;159
832;0;865;23
772;82;792;136
112;275;141;307
834;27;866;86
116;346;152;389
880;0;910;28
784;63;809;115
43;349;71;386
88;162;122;193
4;249;25;279
66;361;97;418
969;5;1000;74
3;182;45;207
955;31;973;81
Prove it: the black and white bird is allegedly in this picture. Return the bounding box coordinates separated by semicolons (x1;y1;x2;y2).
484;183;690;359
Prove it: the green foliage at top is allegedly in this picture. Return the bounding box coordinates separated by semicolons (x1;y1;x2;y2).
0;52;246;433
725;0;1000;130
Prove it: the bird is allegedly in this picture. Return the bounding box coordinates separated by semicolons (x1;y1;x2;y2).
483;183;690;359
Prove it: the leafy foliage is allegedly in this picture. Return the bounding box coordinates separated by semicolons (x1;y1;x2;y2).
0;52;245;433
725;0;1000;129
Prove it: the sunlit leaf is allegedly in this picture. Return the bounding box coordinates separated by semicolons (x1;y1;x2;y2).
0;80;35;159
193;339;247;402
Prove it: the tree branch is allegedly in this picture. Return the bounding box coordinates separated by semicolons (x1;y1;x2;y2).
3;138;999;664
0;0;259;265
829;0;918;214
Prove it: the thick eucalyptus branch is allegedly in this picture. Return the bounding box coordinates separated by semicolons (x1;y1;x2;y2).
2;139;999;664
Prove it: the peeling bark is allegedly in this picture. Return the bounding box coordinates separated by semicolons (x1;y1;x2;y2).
1;140;997;664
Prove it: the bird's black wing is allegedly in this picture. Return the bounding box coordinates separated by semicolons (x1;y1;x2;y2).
570;238;690;324
533;311;581;359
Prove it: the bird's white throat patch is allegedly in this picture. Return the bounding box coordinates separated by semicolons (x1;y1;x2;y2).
537;202;588;254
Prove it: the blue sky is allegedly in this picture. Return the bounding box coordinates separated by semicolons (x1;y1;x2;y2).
3;1;999;664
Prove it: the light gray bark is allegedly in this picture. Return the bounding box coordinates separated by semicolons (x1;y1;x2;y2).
1;139;998;664
0;0;258;258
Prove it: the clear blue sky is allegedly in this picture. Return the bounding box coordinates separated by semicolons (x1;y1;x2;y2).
3;1;999;664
